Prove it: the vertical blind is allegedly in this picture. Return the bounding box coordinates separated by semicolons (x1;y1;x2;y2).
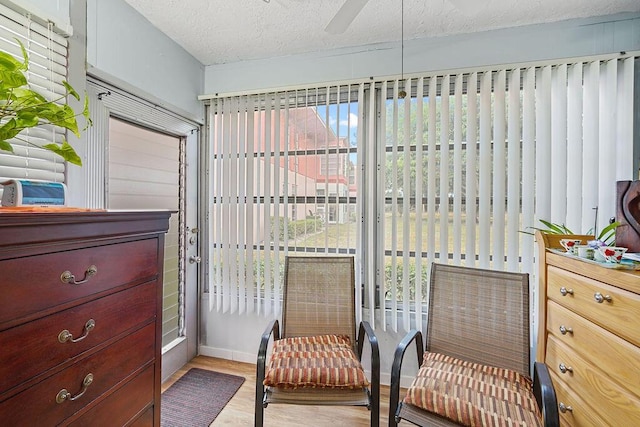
206;54;636;333
0;3;69;201
206;86;363;319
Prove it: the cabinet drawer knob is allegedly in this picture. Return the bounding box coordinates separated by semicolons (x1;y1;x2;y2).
61;265;97;285
593;292;612;304
58;319;96;343
56;373;94;403
559;287;574;296
559;325;573;335
558;363;573;374
559;402;573;413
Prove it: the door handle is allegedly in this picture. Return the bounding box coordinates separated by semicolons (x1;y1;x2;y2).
189;256;201;264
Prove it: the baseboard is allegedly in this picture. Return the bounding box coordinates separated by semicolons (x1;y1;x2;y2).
198;345;256;364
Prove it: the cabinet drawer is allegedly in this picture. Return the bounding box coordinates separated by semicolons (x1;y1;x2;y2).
546;335;640;426
66;365;155;427
0;281;157;396
550;371;609;427
0;323;155;425
0;238;159;325
546;266;640;346
546;300;640;399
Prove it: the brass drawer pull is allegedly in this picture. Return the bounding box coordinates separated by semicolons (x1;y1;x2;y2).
559;287;573;296
593;292;612;304
56;373;94;403
61;265;97;285
559;325;573;335
559;363;573;374
559;402;573;413
58;319;96;343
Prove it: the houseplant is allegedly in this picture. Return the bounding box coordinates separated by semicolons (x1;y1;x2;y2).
0;41;90;166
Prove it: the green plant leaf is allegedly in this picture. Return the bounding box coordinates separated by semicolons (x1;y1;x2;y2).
62;81;80;101
43;140;82;166
0;139;14;152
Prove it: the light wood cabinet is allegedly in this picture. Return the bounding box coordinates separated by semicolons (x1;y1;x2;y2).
536;231;640;426
0;210;171;426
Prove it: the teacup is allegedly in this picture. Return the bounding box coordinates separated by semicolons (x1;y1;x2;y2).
597;246;628;263
575;245;594;260
560;239;582;254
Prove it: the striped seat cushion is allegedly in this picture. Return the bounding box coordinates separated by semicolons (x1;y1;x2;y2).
263;334;369;389
403;352;542;427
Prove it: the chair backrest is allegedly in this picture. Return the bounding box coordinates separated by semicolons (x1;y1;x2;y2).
282;256;356;347
426;263;531;377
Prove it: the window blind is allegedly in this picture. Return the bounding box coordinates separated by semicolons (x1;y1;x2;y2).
205;53;636;334
0;3;69;202
206;85;363;318
379;55;635;332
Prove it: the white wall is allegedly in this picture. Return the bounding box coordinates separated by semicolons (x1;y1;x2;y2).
201;12;640;384
86;0;204;122
204;12;640;96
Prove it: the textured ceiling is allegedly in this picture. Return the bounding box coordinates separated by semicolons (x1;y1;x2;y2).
123;0;640;66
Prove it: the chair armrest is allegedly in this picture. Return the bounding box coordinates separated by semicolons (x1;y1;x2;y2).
533;362;560;427
389;329;424;427
256;320;280;404
357;321;380;425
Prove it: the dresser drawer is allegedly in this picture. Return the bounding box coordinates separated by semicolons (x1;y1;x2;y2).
0;281;157;396
550;371;609;427
546;300;640;398
0;323;155;425
546;266;640;346
546;335;640;426
0;238;159;325
66;365;155;427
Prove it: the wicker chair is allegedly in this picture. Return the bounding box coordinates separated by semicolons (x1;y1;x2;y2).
389;263;559;427
255;256;380;427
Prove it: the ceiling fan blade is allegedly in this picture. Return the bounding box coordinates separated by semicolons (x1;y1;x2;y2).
325;0;370;34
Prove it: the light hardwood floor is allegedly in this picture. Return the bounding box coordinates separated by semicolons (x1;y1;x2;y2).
162;355;392;426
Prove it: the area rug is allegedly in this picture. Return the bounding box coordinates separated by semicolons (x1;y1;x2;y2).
161;368;245;427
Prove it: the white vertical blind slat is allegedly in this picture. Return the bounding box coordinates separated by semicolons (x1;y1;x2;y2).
617;58;635;181
273;93;282;316
221;98;232;314
229;97;239;314
245;96;256;314
237;97;247;314
414;77;424;330
390;80;399;333
550;64;568;224
492;70;506;270
582;62;599;232
507;68;521;272
402;78;411;331
566;63;583;233
597;60;618;232
465;73;478;267
377;82;387;331
439;75;450;263
478;72;492;268
521;67;536;274
427;77;437;268
452;74;463;264
535;66;552;226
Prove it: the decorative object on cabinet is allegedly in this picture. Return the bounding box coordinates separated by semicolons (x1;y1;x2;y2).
536;231;640;426
255;256;380;427
616;180;640;252
389;263;559;427
0;210;171;426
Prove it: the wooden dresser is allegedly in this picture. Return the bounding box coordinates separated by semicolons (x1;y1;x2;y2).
0;210;171;426
536;231;640;426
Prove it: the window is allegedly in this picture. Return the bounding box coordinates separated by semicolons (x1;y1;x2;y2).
205;54;636;333
205;86;360;316
0;4;70;201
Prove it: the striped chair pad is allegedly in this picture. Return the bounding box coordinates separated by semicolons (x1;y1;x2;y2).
263;334;369;389
403;352;542;427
